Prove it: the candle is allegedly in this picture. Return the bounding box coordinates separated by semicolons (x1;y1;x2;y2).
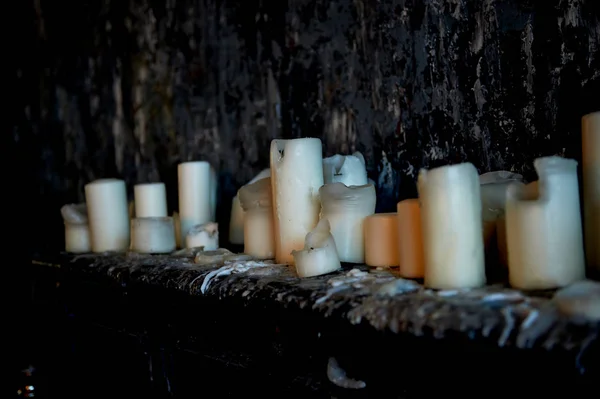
364;213;399;267
229;168;271;245
238;177;275;259
418;163;485;289
134;182;168;217
506;156;585;290
323;152;368;186
292;218;341;278
582;112;600;272
61;203;90;253
396;199;425;278
319;183;376;263
186;222;219;250
130;217;176;253
178;161;212;240
553;280;600;321
85;178;130;252
270;138;324;264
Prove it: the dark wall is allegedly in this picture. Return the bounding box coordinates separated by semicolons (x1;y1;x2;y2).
9;0;600;252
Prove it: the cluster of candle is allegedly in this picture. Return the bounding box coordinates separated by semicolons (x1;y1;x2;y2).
61;111;599;291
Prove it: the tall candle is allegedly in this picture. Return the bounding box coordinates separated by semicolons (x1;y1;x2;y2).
178;161;212;240
229;168;271;245
134;183;168;218
292;219;341;278
239;177;275;259
364;213;399;267
130;217;176;253
270;138;324;264
319;183;376;263
396;199;425;278
323;152;368;186
582;112;600;272
61;203;90;253
85;178;130;252
506;156;585;290
418;163;485;289
186;222;219;250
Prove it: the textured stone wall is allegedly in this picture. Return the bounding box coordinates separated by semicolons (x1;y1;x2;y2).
9;0;600;251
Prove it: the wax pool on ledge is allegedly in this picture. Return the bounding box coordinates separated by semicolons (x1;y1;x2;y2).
582;111;600;272
396;199;424;279
506;156;585;290
134;183;168;218
186;222;219;250
418;163;485;289
239;177;275;259
85;178;130;252
292;218;341;278
364;213;399;267
322;152;368;186
61;203;90;253
319;183;376;263
130;217;176;254
178;161;213;241
270;138;324;264
229;168;271;245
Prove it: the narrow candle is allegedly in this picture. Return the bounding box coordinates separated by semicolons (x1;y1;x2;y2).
292;219;341;278
418;163;485;289
134;182;168;217
239;177;275;259
130;217;176;254
323;152;368;186
61;203;90;253
186;222;219;250
396;199;425;278
270;138;324;264
85;178;130;252
178;161;212;241
506;156;585;290
582;111;600;272
229;168;271;245
364;213;399;267
319;183;376;263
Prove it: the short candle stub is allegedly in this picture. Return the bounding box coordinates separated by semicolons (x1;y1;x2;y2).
293;218;341;278
323;152;368;187
130;217;176;254
186;222;219;250
61;203;88;225
61;203;91;253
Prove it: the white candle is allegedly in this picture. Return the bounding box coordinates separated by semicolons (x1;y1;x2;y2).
270;138;324;264
134;183;168;217
418;163;485;289
396;199;424;278
364;213;399;267
323;152;368;186
506;156;585;290
130;217;176;253
229;168;271;245
319;183;376;263
239;177;275;259
582;112;600;272
61;203;90;253
186;222;219;250
292;218;341;278
178;161;212;240
85;178;130;252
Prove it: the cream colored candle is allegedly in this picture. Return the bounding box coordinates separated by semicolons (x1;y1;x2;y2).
229;168;271;245
396;199;424;278
134;183;168;218
506;156;585;290
239;177;275;259
61;203;90;253
178;161;212;240
292;219;341;278
319;183;376;263
186;222;219;250
323;152;368;186
130;217;176;253
85;178;130;252
418;163;485;289
364;213;399;267
582;112;600;272
270;138;324;264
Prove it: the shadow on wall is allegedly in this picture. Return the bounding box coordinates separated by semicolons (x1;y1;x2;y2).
7;0;600;253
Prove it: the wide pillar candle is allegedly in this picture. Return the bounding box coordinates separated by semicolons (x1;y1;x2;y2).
396;199;425;278
130;217;176;253
61;203;91;253
506;156;585;290
322;152;368;186
418;163;485;289
229;168;271;245
582;112;600;272
178;161;212;240
134;183;168;217
239;177;275;259
364;213;399;267
270;138;324;264
85;178;130;252
319;183;376;263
